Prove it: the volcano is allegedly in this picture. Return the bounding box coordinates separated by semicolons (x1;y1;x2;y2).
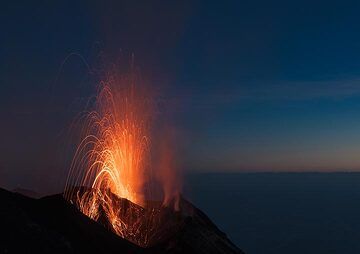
0;187;244;254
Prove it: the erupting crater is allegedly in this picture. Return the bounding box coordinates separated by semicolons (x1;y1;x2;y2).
64;70;180;247
62;69;242;254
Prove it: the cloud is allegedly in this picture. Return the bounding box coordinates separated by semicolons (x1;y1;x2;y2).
168;77;360;113
244;78;360;100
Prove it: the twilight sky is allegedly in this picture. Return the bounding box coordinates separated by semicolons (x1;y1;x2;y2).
2;0;360;192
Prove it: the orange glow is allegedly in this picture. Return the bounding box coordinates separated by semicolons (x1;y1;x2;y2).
64;69;180;246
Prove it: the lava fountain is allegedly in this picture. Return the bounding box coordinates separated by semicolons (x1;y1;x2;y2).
64;69;181;247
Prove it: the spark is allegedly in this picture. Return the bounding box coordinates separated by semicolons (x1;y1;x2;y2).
64;69;180;247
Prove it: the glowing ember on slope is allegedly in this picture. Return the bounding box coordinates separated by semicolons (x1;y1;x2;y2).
64;69;181;247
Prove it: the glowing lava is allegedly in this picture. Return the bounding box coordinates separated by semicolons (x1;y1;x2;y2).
64;70;180;246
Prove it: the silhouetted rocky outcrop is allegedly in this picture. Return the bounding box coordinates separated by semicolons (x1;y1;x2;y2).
0;188;244;254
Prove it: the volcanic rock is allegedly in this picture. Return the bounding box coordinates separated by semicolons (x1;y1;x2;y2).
0;188;244;254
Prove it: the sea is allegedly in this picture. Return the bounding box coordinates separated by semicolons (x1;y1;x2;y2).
184;173;360;254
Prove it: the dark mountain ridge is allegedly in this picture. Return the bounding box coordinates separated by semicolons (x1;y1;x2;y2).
0;188;243;254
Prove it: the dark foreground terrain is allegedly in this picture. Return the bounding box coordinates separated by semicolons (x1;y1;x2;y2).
0;188;243;254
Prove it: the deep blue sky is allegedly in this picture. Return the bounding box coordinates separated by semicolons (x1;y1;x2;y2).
2;0;360;192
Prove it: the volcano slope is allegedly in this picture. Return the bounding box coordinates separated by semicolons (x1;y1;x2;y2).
0;188;244;254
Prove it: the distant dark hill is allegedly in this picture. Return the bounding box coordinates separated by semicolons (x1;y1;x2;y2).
0;188;243;254
12;188;41;199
